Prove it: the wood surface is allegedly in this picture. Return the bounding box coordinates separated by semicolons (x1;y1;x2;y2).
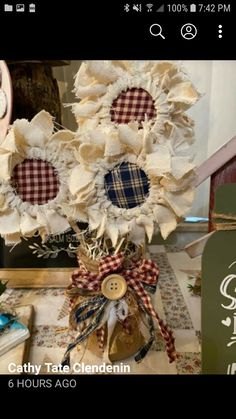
184;231;214;258
195;136;236;187
209;155;236;231
0;268;73;288
186;135;236;257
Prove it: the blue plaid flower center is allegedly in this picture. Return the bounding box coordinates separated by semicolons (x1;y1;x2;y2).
104;162;150;209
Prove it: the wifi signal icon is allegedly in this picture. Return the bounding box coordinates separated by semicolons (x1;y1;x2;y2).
146;3;153;12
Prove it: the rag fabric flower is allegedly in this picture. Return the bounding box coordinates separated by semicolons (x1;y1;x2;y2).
67;125;196;245
0;110;79;245
72;60;200;148
62;253;176;366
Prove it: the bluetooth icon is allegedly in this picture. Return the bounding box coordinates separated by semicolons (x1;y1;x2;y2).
124;3;130;12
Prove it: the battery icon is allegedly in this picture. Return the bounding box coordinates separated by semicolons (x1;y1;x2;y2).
190;4;197;12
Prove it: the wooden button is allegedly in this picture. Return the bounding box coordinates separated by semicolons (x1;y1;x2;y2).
101;274;127;300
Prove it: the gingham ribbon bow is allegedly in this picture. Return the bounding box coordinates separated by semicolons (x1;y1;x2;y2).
70;253;176;363
71;253;158;304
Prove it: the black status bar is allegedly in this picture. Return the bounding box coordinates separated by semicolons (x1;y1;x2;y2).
0;1;235;58
122;3;232;14
0;2;233;14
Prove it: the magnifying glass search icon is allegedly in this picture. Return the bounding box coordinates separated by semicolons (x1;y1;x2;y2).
149;23;166;39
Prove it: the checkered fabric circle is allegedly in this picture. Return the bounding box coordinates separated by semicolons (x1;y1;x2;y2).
12;158;60;205
110;88;156;126
104;162;149;209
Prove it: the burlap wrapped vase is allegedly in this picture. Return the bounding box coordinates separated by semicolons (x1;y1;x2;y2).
63;244;176;366
68;246;147;362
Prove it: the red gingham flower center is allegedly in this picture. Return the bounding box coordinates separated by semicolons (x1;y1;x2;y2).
12;158;60;205
110;87;156;127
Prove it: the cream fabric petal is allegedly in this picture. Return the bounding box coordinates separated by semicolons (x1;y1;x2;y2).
14;117;47;147
142;132;155;155
79;143;104;164
20;213;40;236
163;73;185;91
0;194;5;209
0;150;12;180
73;186;95;204
171;156;195;179
36;211;48;231
73;100;101;118
111;60;132;71
161;172;196;192
38;227;48;243
137;61;153;72
136;214;154;243
76;83;107;99
128;219;145;245
74;148;81;163
77;117;100;134
174;113;195;129
31;110;54;137
163;188;195;217
60;203;88;223
24;126;47;147
0;130;23;153
105;222;119;247
151;62;177;77
74;63;94;88
45;210;70;235
88;207;105;231
168;82;199;106
104;132;123;156
13;119;31;137
146;146;171;176
153;205;177;239
86;61;119;84
69;166;95;196
116;219;130;237
50;130;75;143
0;209;20;235
118;124;142;154
88;128;107;146
4;233;22;245
96;214;107;238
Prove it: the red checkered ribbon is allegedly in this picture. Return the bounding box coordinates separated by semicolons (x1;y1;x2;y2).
71;253;176;362
110;88;156;127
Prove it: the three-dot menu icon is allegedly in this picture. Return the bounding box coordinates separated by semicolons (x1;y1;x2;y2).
218;25;223;38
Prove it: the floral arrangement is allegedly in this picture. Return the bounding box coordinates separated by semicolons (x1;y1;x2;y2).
0;60;200;366
69;60;200;246
61;60;200;365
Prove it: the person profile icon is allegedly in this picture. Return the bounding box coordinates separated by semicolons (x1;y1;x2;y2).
181;23;197;40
